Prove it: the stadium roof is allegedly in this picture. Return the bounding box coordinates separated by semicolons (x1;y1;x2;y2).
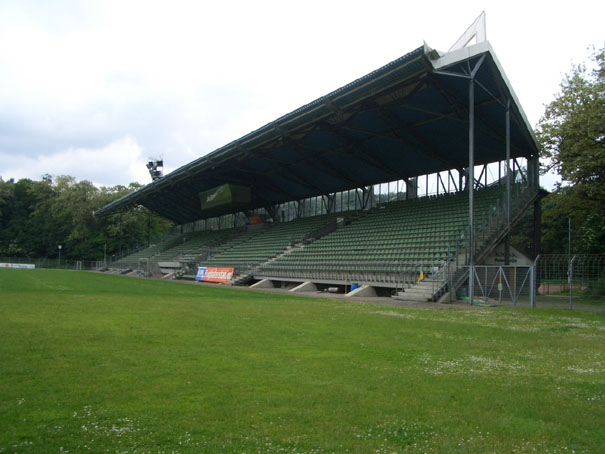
95;39;539;224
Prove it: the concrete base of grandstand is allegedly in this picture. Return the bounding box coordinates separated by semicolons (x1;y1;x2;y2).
253;275;400;289
290;281;318;293
248;277;436;301
158;262;180;274
106;267;133;275
250;276;394;298
346;285;377;298
249;275;449;302
250;278;275;289
290;281;319;293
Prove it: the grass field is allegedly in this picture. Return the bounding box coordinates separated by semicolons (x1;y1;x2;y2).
1;269;604;453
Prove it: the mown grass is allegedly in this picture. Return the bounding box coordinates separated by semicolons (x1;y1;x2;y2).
536;292;605;310
0;269;604;453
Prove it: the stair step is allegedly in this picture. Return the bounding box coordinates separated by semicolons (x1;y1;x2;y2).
392;294;432;302
398;294;432;300
398;289;433;296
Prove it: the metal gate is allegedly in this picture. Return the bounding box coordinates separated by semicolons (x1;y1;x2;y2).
468;265;535;307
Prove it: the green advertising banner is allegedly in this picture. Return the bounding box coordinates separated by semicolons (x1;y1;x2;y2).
199;184;251;211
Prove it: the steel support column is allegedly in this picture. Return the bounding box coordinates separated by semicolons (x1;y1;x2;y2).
505;99;511;265
534;196;542;259
362;186;373;210
469;77;475;305
296;200;304;218
406;177;418;199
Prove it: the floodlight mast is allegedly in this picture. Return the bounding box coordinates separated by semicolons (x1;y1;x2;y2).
146;158;164;181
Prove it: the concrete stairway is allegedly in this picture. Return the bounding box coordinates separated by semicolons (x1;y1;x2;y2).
392;280;436;302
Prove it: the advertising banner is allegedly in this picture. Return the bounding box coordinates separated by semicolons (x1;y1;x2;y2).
199;184;251;211
195;266;234;283
0;263;35;269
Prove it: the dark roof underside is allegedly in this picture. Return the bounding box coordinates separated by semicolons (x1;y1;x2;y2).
95;45;539;224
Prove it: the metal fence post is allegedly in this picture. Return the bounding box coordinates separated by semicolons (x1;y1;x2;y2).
530;264;535;308
569;255;577;310
532;255;540;308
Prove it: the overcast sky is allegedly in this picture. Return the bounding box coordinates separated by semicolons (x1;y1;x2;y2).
0;0;603;189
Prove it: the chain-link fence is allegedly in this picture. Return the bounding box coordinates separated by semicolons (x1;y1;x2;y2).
456;254;605;309
535;254;605;309
537;254;605;294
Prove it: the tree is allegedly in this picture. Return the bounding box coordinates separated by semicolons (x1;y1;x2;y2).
0;175;173;260
537;46;605;253
0;177;13;226
0;178;55;257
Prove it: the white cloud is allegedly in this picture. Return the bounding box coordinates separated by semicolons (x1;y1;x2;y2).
0;137;150;186
0;0;603;188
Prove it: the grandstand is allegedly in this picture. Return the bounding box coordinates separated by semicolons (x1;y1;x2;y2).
151;228;235;263
96;14;542;302
257;186;505;279
108;228;241;276
110;242;165;270
199;214;341;272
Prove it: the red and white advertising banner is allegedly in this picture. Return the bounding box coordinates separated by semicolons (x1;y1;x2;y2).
196;267;234;283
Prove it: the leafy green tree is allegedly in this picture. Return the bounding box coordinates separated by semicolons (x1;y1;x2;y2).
0;176;173;260
539;192;573;255
0;178;55;257
537;46;605;253
0;178;13;226
96;183;173;259
509;204;534;257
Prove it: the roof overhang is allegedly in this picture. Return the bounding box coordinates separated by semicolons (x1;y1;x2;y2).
95;40;539;224
428;40;538;147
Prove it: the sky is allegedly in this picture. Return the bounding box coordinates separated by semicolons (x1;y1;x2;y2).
0;0;603;190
